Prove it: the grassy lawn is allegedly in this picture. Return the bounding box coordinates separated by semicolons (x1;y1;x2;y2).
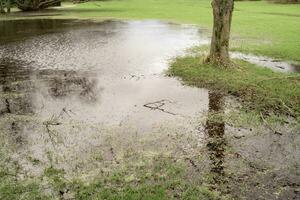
51;0;300;62
0;156;223;200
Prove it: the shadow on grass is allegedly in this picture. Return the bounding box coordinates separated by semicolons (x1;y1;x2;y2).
6;8;125;18
54;8;126;13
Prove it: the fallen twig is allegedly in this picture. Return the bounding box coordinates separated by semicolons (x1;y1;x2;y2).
143;99;177;115
278;98;297;118
43;121;61;148
42;107;70;148
260;112;282;135
184;157;199;171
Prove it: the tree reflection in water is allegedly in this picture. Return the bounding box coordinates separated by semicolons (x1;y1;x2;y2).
206;91;226;184
0;57;98;147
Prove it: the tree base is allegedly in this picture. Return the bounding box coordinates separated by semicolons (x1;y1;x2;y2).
205;55;231;68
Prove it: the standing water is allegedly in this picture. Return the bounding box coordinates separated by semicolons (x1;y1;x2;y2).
0;19;209;175
1;20;299;200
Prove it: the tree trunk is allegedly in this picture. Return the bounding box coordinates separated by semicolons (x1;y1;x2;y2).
6;0;10;13
207;0;234;65
16;0;62;11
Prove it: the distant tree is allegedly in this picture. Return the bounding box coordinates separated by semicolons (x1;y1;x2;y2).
6;0;10;13
16;0;61;11
0;0;11;13
207;0;234;66
0;0;5;13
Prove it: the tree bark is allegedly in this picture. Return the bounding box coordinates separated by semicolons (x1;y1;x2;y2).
207;0;234;66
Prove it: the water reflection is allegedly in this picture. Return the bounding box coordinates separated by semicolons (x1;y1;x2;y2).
0;58;34;115
0;57;99;116
0;19;208;128
206;91;226;184
0;19;121;44
39;70;99;102
0;20;210;175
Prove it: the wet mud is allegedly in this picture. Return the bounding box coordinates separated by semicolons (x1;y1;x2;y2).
204;91;300;199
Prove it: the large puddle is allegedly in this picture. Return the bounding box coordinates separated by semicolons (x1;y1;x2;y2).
0;19;210;175
0;19;209;129
1;19;299;199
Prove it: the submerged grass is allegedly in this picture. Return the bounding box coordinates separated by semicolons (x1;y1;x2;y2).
169;56;300;117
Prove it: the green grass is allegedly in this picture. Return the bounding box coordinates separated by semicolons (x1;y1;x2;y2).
0;156;49;200
66;157;223;200
0;179;49;200
0;156;224;200
169;56;300;117
46;0;300;62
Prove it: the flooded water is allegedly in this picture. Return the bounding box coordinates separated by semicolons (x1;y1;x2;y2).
0;19;210;175
231;52;300;73
0;19;209;129
1;19;299;199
